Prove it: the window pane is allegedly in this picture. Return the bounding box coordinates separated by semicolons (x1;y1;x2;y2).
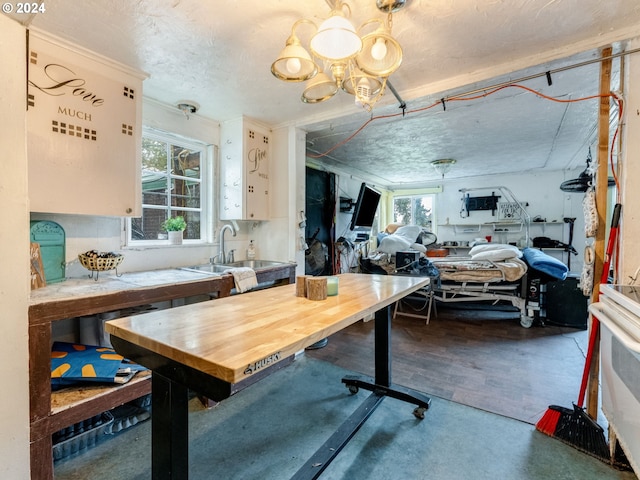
130;131;207;244
171;146;201;178
131;208;168;241
413;196;433;229
393;195;434;230
141;138;168;171
142;174;169;206
173;209;201;241
170;177;201;209
394;197;411;224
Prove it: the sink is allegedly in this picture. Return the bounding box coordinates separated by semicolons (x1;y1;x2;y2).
179;260;288;275
179;264;230;275
223;260;287;269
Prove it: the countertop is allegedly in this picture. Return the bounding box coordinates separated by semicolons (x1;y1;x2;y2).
29;269;220;305
28;263;297;324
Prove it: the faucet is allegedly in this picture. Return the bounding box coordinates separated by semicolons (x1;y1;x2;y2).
212;223;236;264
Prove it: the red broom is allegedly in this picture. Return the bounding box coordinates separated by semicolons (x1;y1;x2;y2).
535;204;621;462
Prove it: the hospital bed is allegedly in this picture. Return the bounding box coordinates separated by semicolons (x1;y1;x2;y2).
428;255;535;327
365;211;567;327
390;246;568;328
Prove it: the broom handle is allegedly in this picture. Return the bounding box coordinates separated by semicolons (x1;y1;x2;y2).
577;203;621;407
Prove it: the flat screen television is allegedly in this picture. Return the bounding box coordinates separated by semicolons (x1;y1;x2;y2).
350;183;381;230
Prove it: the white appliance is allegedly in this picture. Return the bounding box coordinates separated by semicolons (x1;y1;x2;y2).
589;284;640;476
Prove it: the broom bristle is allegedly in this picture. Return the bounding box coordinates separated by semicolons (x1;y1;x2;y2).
553;404;610;460
536;407;562;436
537;404;610;462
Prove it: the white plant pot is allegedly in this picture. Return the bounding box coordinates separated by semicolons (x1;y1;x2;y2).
168;231;183;245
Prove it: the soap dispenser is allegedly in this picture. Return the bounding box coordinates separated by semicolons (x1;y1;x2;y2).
247;240;256;260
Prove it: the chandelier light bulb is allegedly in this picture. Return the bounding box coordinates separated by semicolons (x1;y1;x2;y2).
286;57;302;74
354;77;373;109
356;77;372;98
370;38;388;60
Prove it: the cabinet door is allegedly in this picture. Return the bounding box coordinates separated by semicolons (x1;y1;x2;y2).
220;132;243;220
244;126;269;220
27;32;144;216
220;118;270;220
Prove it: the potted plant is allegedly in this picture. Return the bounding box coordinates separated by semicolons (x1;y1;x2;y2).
162;216;187;245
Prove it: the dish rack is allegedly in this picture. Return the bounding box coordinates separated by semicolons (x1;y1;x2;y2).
78;252;124;280
52;411;114;461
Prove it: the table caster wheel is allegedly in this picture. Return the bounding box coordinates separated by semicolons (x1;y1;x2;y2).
347;385;359;395
413;406;427;419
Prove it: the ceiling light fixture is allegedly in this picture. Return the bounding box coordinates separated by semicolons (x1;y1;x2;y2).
176;101;199;119
270;0;406;111
431;159;456;178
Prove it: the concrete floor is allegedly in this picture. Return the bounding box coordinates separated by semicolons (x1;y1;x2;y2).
54;356;637;480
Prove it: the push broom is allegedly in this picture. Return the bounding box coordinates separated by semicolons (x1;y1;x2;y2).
535;203;621;462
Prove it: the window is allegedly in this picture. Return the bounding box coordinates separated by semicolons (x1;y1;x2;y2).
128;129;210;245
392;194;434;231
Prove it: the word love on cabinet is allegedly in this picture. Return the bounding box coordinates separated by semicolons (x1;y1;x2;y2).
27;31;147;216
220;117;270;221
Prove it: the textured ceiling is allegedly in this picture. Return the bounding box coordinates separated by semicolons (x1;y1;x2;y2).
9;0;640;188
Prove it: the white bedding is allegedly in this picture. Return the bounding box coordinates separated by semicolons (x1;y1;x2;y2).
430;257;527;283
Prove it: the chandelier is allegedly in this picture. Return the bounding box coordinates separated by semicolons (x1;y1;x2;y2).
270;0;406;111
431;159;456;178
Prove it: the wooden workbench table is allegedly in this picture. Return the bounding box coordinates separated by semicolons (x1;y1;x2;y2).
107;273;431;479
29;264;296;480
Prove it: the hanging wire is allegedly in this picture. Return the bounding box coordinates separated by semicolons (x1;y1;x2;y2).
307;47;635;172
308;83;623;170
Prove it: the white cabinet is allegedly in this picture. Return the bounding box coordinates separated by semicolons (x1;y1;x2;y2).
27;31;145;216
220;117;270;220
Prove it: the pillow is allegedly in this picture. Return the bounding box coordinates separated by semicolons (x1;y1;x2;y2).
394;225;423;243
410;243;427;253
469;243;522;258
522;247;568;280
377;234;411;254
471;249;520;261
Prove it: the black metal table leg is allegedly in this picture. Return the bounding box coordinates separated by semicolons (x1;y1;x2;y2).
290;391;386;480
292;304;433;479
341;305;432;416
152;372;190;480
374;304;392;387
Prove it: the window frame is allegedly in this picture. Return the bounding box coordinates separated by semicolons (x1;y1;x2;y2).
126;127;214;247
391;193;436;232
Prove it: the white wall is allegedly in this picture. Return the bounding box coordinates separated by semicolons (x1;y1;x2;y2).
0;16;31;479
326;167;589;274
434;169;587;273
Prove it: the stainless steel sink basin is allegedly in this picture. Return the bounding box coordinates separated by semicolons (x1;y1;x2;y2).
179;260;288;275
223;260;287;269
179;264;230;275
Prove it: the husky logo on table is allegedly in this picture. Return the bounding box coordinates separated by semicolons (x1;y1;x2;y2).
244;352;281;375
